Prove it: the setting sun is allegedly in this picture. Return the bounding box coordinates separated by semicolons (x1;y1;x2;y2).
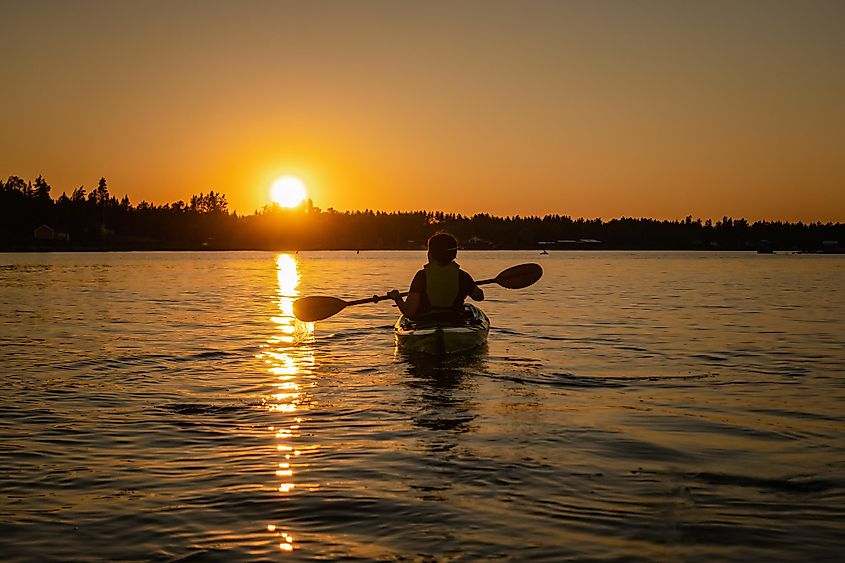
271;176;308;208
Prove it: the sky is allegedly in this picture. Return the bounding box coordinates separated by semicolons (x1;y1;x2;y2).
2;0;844;221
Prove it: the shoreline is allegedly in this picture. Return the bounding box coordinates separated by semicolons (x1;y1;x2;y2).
1;244;842;254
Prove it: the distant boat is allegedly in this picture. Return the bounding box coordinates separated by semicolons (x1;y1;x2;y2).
540;250;549;255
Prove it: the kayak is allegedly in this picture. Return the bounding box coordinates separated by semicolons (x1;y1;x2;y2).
394;304;490;355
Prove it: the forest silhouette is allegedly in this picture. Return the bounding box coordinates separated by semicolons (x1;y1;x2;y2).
2;175;842;252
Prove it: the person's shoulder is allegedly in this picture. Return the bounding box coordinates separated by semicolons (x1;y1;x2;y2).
458;269;477;289
458;269;475;281
410;269;426;291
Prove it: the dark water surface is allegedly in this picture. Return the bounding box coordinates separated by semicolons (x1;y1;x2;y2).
1;251;843;561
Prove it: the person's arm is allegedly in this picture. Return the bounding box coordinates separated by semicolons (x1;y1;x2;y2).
461;270;484;301
388;270;425;317
469;284;484;301
388;290;422;317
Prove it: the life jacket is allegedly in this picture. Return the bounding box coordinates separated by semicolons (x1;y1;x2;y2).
423;261;460;310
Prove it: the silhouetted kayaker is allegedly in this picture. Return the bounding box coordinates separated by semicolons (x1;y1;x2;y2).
388;232;484;320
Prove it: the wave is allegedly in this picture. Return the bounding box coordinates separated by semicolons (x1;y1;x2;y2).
52;347;260;372
158;402;261;416
460;367;713;389
631;468;843;495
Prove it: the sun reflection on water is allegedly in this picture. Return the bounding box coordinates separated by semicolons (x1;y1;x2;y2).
258;253;314;554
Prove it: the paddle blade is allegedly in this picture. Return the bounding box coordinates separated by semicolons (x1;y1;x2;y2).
494;263;543;289
293;296;348;322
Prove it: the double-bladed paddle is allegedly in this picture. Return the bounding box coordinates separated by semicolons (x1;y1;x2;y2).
292;263;543;322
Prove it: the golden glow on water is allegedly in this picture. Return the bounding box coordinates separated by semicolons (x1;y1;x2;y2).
259;253;315;554
269;403;298;413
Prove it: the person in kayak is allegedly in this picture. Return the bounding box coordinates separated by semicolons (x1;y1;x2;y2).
388;232;484;321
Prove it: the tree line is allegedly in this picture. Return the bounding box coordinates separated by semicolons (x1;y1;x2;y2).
2;174;843;251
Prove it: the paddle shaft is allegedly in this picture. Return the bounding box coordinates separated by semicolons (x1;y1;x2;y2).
345;275;501;306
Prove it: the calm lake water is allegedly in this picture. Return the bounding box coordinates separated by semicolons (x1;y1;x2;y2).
1;251;843;561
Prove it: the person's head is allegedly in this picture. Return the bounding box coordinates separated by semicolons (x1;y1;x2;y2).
427;232;458;264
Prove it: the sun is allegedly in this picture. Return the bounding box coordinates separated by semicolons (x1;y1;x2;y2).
271;176;308;208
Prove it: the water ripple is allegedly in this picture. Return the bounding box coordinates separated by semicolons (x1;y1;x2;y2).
1;251;843;561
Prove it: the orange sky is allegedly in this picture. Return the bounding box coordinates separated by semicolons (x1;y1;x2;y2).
2;0;844;221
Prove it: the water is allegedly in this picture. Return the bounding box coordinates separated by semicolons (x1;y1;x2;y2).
1;251;843;561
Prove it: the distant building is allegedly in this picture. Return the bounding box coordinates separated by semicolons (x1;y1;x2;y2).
33;224;70;241
822;240;843;254
34;224;55;240
466;236;494;247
